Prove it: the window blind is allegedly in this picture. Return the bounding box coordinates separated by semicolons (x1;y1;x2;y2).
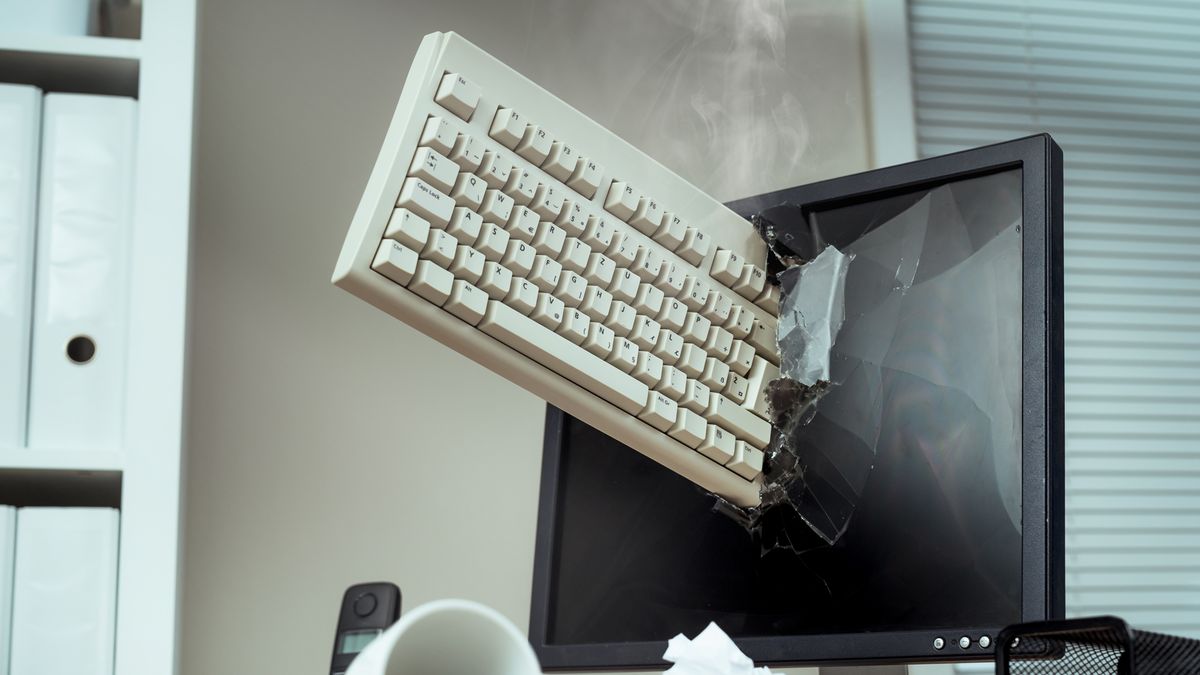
908;0;1200;639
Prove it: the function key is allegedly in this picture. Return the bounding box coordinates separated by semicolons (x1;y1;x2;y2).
490;108;526;148
654;213;687;250
604;180;641;221
629;198;664;235
542;142;579;181
677;227;711;266
709;248;744;287
568;159;603;198
434;72;481;121
516;125;554;164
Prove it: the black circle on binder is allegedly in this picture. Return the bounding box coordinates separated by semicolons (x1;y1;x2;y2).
66;335;97;365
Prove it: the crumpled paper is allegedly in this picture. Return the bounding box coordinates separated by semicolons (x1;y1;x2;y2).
662;622;771;675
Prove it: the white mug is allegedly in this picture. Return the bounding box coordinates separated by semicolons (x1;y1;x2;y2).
347;599;542;675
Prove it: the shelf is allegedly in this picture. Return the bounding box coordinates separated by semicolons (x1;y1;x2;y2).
0;447;125;473
0;34;140;97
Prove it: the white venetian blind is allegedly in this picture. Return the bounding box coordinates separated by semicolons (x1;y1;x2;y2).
908;0;1200;638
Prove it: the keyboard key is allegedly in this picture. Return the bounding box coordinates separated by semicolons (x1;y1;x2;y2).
681;312;711;345
516;124;553;164
502;169;537;206
583;252;616;287
409;260;454;305
629;198;664;235
505;206;539;243
397;177;453;227
477;261;512;300
728;340;754;376
701;358;730;392
632;246;663;282
555;271;587;308
657;297;688;332
383;208;430;251
561;237;591;273
629;315;661;351
678;227;711;265
638;391;678;431
654;213;687;249
448;133;484;172
728;441;764;480
479;189;514;224
604;300;637;337
567;158;603;198
445;280;488;325
505;278;539;314
657;366;687;400
633;351;664;386
532;222;566;257
533;293;565;330
542;142;579;181
653;263;686;297
531;183;564;221
434;72;481;120
678;343;707;378
726;305;754;339
653;329;684;365
701;291;733;325
445;207;482;245
681;277;710;311
561;308;590;344
450;245;485;284
707;392;771;447
501;239;535;276
680;379;709;414
490;108;526;148
609;336;640;373
555;200;589;237
478;151;512;188
604;181;640;220
756;284;781;314
607;231;638;267
668;409;707;449
609;268;640;304
710;248;744;286
733;264;767;301
421;228;458;268
420;115;456;155
634;284;665;316
580;286;613;322
529;255;563;292
724;371;749;404
747;318;778;359
409;146;458;194
478;301;649;415
584;322;615;358
704;326;734;360
474;224;510;261
698;426;736;465
450;172;486;209
581;215;614;250
371;240;418;286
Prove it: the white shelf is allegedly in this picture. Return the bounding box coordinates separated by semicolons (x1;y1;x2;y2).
0;34;140;97
0;448;125;473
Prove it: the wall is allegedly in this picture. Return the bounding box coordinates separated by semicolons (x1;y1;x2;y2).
181;1;870;674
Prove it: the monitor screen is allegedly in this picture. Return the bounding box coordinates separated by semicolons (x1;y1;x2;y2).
529;136;1063;669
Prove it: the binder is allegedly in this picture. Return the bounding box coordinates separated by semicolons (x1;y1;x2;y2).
0;85;41;450
9;507;119;675
27;94;137;451
0;505;15;675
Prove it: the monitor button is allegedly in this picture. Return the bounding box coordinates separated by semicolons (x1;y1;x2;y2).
932;637;945;650
979;635;992;649
958;636;971;649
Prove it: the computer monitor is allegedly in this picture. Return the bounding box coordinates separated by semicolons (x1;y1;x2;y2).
527;135;1064;669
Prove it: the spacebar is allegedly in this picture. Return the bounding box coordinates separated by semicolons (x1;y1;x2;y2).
478;301;649;415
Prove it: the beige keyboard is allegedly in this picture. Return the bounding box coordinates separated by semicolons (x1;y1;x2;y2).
333;32;780;507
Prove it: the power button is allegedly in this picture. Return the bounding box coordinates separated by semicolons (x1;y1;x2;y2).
353;592;377;617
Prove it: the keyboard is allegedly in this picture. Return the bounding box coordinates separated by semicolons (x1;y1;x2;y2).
333;32;780;507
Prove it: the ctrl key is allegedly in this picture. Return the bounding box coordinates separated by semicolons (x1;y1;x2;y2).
371;240;419;286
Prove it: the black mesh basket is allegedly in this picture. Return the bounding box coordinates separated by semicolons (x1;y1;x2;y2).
996;616;1200;674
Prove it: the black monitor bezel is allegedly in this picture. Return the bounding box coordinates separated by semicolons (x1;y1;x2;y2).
528;134;1064;669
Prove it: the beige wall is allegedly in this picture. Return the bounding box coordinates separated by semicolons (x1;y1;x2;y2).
181;1;870;674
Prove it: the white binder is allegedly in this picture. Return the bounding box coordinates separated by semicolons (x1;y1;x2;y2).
0;85;41;450
0;505;15;675
27;94;137;451
9;507;119;675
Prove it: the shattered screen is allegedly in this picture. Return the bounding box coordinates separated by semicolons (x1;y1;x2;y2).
543;169;1024;645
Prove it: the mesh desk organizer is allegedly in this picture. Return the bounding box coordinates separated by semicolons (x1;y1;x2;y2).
996;616;1200;674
